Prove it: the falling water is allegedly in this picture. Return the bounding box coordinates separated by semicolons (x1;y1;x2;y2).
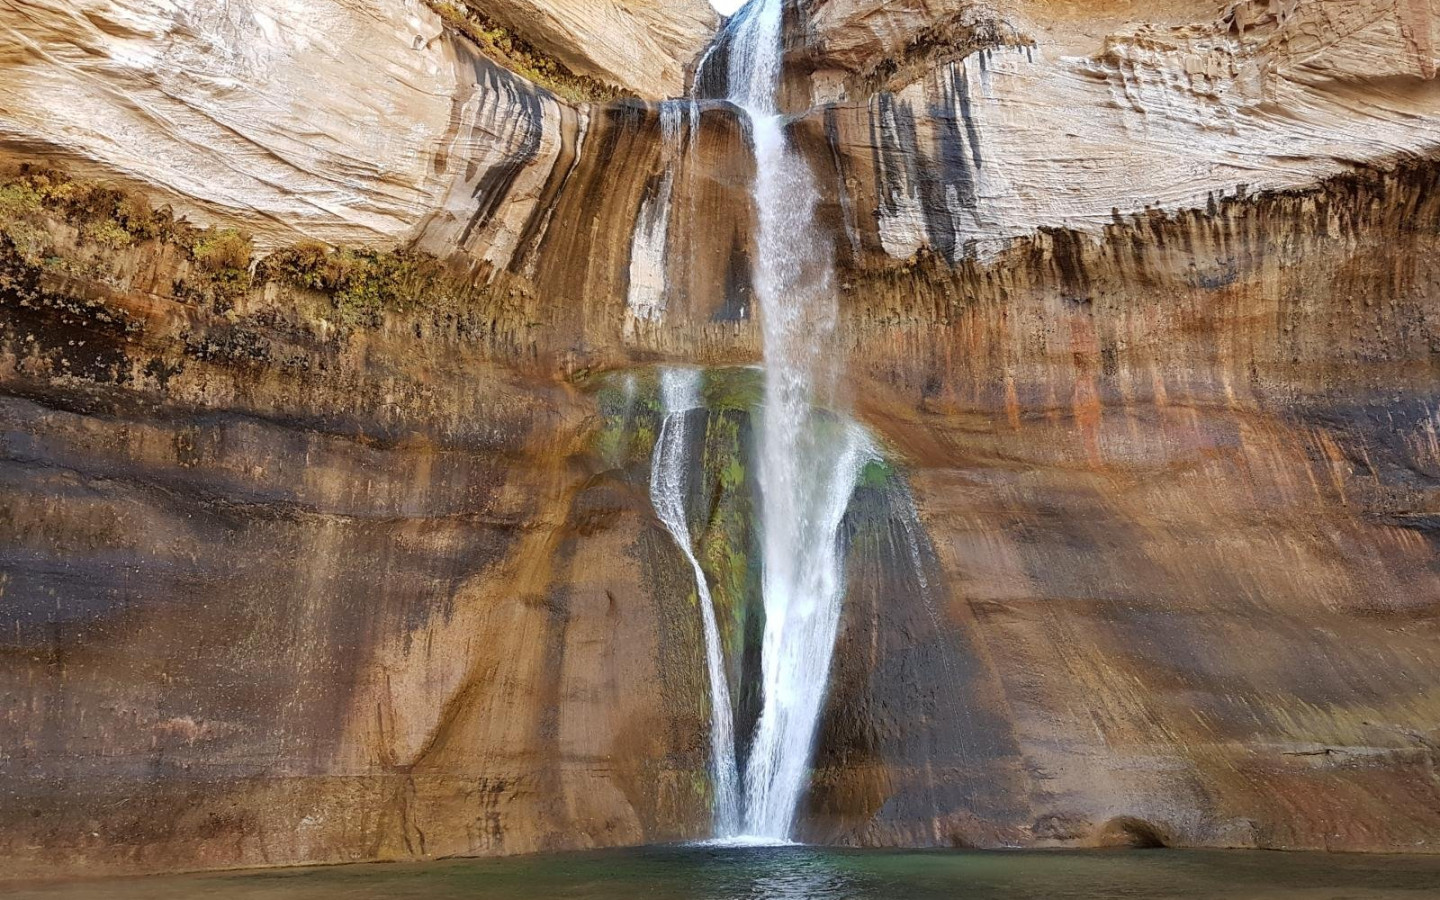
744;417;870;839
706;0;873;841
649;368;743;836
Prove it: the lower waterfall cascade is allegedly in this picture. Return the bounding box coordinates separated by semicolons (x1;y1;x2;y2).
649;368;743;836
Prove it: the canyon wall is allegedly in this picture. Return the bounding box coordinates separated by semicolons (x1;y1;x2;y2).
3;0;1440;879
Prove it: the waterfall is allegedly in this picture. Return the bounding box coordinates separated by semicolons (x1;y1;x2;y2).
743;417;870;839
649;368;743;836
701;0;871;841
723;0;785;113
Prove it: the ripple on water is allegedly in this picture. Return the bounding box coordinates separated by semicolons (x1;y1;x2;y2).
12;847;1440;900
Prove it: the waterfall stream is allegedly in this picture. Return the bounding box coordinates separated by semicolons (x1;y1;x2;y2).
649;368;743;836
697;0;872;842
732;5;871;834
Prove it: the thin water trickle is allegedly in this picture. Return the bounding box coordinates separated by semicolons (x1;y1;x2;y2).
649;368;743;836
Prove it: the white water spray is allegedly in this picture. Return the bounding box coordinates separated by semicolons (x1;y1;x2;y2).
722;0;873;841
649;368;743;836
744;419;870;838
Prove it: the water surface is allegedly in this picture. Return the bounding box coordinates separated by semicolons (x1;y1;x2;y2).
14;845;1440;899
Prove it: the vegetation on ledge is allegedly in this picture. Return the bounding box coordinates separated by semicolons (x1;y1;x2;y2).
0;165;497;330
0;165;252;309
425;1;629;104
257;242;449;328
1;167;198;262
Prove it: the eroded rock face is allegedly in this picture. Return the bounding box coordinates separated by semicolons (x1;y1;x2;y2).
466;0;720;98
3;0;1440;881
810;160;1440;851
803;0;1440;261
0;211;728;876
0;0;718;246
0;0;464;246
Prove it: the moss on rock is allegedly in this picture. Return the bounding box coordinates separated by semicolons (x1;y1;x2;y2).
258;243;446;328
0;165;506;330
426;1;629;104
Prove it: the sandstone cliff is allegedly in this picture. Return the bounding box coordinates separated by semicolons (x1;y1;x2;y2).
0;0;717;246
3;0;1440;880
457;0;719;97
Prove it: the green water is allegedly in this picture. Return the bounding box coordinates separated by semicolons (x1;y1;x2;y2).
12;846;1440;899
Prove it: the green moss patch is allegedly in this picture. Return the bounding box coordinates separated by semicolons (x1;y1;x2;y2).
858;458;895;491
700;366;764;414
257;242;449;328
0;165;507;329
0;165;255;307
591;370;662;471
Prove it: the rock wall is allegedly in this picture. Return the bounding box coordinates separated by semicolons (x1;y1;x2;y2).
0;0;717;246
458;0;719;97
811;159;1440;851
3;0;1440;881
806;0;1440;260
0;186;732;878
0;0;462;246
